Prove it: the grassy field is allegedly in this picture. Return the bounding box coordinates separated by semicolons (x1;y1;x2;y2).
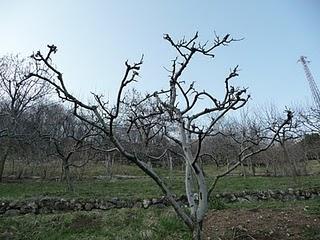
0;208;191;240
0;199;319;240
1;162;320;239
4;159;320;182
1;174;320;200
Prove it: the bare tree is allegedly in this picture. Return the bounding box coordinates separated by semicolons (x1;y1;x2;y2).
35;104;95;191
205;108;293;196
29;33;291;239
296;105;320;171
0;55;50;181
262;104;304;177
300;107;320;134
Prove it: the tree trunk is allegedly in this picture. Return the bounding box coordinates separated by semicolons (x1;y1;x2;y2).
65;167;73;192
0;147;10;182
42;167;47;180
0;158;6;182
282;143;297;180
63;160;73;192
265;161;270;176
168;153;173;180
168;154;173;172
105;154;113;180
251;162;256;176
192;221;203;240
240;161;247;178
11;157;15;175
147;160;153;170
226;157;230;171
272;160;277;176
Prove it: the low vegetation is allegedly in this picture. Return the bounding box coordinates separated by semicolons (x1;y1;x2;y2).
1;163;320;200
1;165;320;239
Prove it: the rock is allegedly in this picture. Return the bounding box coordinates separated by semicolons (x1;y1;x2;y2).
38;207;52;214
268;190;278;200
84;203;94;211
68;199;76;209
304;191;311;199
28;202;39;214
288;188;294;194
110;197;119;204
115;200;127;209
152;198;159;205
8;201;19;209
54;201;65;211
143;199;151;209
244;195;255;202
20;205;32;214
5;209;20;216
39;197;55;208
133;201;142;208
230;194;237;202
125;200;134;208
1;187;319;216
74;203;83;211
154;203;166;208
98;202;114;210
257;192;267;200
238;197;250;203
0;201;8;214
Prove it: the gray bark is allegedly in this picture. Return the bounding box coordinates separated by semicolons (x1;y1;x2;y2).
0;146;9;182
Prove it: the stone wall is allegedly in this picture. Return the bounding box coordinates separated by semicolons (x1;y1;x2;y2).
1;187;319;216
215;187;320;203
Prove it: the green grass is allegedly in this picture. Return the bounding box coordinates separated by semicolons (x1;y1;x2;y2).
0;177;185;200
303;226;320;240
224;197;320;211
0;208;191;240
212;175;320;193
1;199;319;240
1;161;319;239
1;174;319;200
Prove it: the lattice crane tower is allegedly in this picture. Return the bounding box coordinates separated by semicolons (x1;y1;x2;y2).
298;56;320;110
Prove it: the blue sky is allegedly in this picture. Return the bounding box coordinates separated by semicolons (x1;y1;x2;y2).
0;0;319;110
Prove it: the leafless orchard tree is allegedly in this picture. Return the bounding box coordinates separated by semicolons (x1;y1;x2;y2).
300;107;320;134
262;104;304;178
201;124;238;170
0;55;50;181
298;107;320;167
35;104;95;191
205;110;293;196
211;112;267;177
29;33;291;239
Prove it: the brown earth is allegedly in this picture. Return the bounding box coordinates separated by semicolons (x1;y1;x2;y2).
204;207;320;240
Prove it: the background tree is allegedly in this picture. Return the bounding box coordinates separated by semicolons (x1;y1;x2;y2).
35;103;95;191
0;55;50;181
299;107;320;166
262;104;305;177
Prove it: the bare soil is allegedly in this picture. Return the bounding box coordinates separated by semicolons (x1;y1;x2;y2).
204;207;320;240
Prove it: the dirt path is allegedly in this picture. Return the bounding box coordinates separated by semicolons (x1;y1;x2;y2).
204;207;320;239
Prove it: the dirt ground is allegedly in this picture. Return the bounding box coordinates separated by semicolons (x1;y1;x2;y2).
204;207;320;240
